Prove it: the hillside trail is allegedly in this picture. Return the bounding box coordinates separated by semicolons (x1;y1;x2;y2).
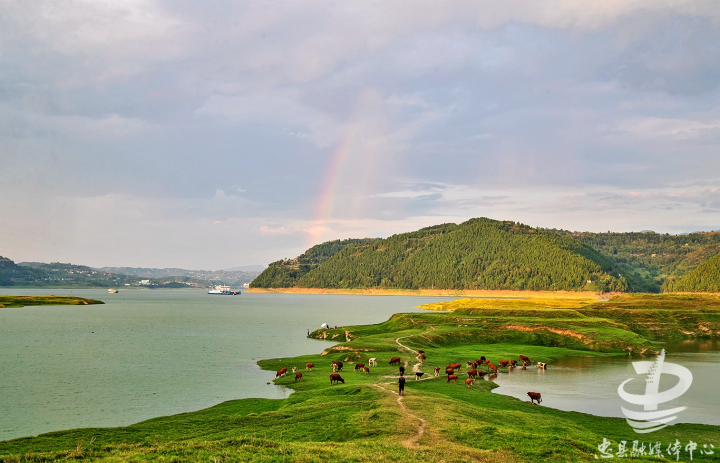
373;326;437;448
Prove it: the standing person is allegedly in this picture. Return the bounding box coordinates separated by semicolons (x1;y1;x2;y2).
307;329;310;336
398;374;406;396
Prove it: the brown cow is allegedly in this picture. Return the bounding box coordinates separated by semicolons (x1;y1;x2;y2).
527;392;542;404
434;367;441;376
499;360;509;368
275;367;287;379
447;363;462;372
519;355;530;365
331;361;343;372
330;373;345;385
354;363;365;372
389;357;401;366
447;374;459;383
363;366;370;374
467;369;478;379
295;373;303;382
306;362;315;371
465;378;474;388
466;361;474;368
420;354;426;363
476;370;486;378
486;362;498;374
417;349;425;354
445;368;455;375
509;360;518;368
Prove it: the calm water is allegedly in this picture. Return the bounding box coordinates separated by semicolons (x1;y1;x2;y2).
0;289;448;441
489;339;720;426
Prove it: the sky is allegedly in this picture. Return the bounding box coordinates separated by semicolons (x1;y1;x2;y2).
2;0;720;269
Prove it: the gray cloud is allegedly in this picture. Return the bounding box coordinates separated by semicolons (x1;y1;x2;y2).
1;0;720;267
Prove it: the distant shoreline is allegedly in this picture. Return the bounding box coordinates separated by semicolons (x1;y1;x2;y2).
245;287;614;298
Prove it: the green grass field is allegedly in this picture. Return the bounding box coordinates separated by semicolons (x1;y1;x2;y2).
0;295;104;308
2;294;718;462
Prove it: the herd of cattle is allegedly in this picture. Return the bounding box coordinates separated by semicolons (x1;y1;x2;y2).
274;350;546;404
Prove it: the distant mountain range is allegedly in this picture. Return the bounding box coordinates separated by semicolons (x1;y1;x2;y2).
95;266;263;286
251;217;720;293
0;258;262;289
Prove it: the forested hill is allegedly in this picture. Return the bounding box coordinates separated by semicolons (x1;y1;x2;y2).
551;230;720;292
668;253;720;292
250;218;628;292
250;238;380;288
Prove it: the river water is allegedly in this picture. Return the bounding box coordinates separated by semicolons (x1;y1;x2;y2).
1;290;718;441
489;339;720;426
0;289;446;441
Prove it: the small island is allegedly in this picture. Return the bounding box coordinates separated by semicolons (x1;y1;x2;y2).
0;295;104;308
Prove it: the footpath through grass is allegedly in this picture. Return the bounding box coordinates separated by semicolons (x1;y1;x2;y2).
1;295;719;462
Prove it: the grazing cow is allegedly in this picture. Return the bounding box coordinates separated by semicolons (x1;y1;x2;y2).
420;354;426;363
527;392;542;404
354;363;365;372
415;372;425;380
295;373;303;382
434;367;441;376
467;369;478;379
509;360;517;368
499;360;509;368
536;362;547;369
389;357;401;366
466;361;474;368
368;358;377;367
417;349;425;354
363;366;370;374
447;363;462;372
480;356;487;364
486;362;498;374
519;355;530;365
292;366;297;374
447;374;459;383
476;370;486;378
399;366;405;376
275;367;287;379
306;362;315;371
330;373;345;385
445;368;455;376
331;361;343;372
465;378;474;388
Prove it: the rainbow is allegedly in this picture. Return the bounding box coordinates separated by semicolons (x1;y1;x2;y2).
307;135;354;248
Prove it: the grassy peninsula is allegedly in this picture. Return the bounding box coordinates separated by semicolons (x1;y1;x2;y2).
0;295;103;308
2;294;719;462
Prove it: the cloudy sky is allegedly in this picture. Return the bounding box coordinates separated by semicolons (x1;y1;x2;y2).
2;1;720;269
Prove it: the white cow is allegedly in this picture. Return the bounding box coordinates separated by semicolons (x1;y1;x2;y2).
368;358;377;367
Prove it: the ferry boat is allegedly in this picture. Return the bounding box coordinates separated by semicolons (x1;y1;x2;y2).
108;289;119;293
207;285;240;295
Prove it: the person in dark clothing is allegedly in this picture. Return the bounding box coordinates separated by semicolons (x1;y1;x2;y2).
399;365;405;376
398;374;406;396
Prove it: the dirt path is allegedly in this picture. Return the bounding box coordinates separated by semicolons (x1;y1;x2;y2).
396;326;435;375
369;326;438;448
372;382;427;448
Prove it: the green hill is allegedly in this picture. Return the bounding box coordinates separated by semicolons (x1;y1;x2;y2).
250;238;381;288
668;252;720;292
251;218;628;292
551;230;720;292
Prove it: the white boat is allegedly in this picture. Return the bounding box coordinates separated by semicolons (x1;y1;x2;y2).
108;289;119;293
207;285;240;295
